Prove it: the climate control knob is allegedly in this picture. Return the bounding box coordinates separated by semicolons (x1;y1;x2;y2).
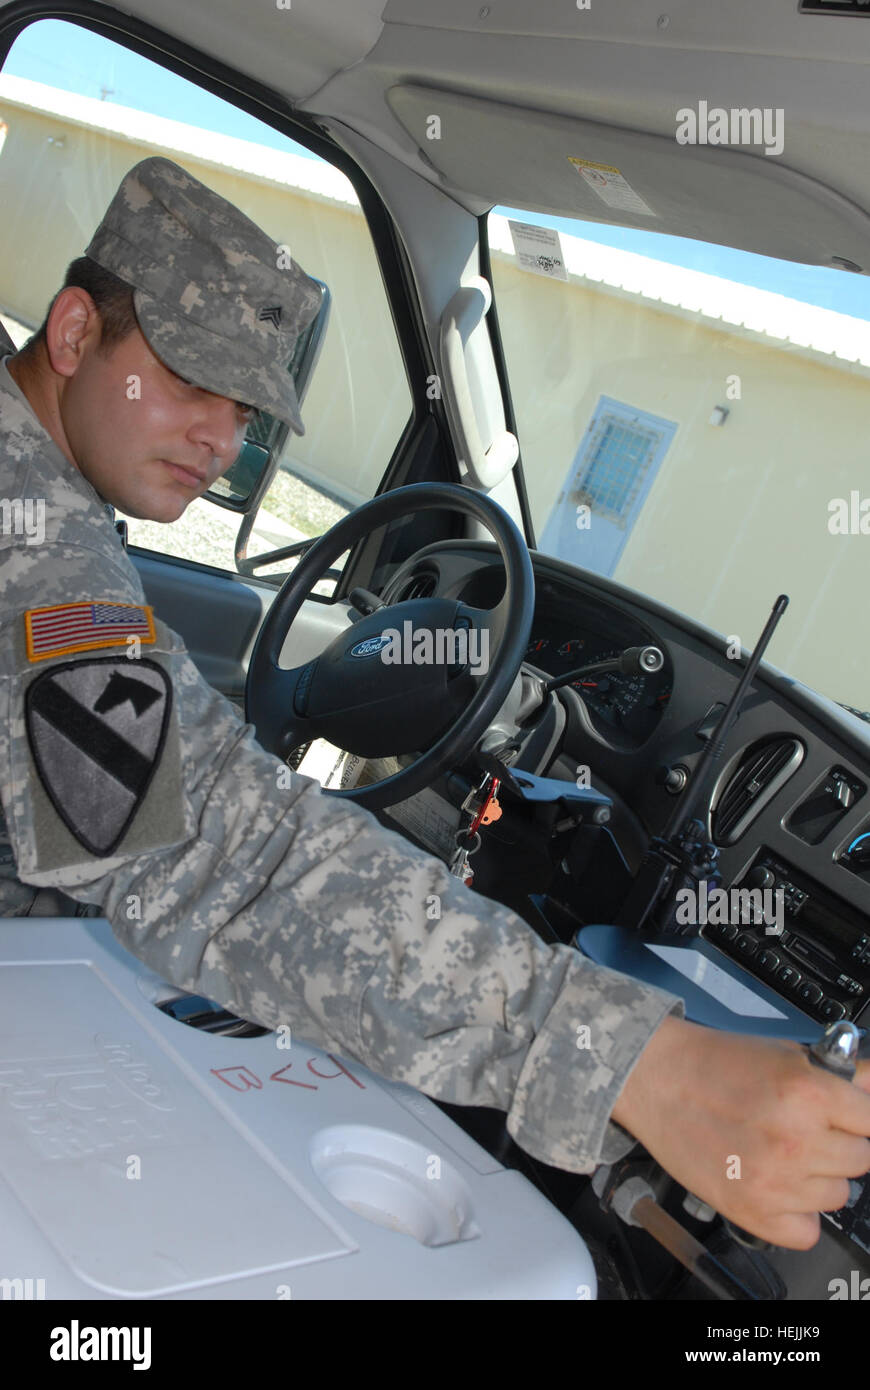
746;865;775;890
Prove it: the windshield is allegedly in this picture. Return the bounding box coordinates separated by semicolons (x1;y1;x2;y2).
488;209;870;715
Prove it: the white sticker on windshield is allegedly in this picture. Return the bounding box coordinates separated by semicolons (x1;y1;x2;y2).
645;943;788;1019
568;157;656;217
507;221;569;280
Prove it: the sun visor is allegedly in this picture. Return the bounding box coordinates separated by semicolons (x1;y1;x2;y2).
387;83;870;273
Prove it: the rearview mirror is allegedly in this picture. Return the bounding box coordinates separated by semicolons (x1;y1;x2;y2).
204;278;331;515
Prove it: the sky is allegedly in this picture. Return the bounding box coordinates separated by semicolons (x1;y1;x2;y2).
7;18;870;322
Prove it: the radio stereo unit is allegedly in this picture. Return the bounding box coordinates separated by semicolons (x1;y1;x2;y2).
702;849;870;1026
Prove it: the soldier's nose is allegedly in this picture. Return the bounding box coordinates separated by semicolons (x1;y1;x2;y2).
192;395;242;459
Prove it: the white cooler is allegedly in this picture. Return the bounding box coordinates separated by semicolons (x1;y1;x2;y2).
0;917;596;1300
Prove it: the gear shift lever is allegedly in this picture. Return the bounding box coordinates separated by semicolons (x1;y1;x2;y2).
720;1021;862;1250
807;1018;859;1079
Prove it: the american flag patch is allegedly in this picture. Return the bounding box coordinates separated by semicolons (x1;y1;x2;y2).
25;602;156;662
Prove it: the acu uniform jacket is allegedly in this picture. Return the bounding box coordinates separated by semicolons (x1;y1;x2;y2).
0;353;683;1174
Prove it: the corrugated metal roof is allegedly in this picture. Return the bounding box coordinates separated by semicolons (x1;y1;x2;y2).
489;214;870;374
0;75;359;208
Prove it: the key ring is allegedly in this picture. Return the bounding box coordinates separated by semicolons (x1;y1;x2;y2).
454;828;482;855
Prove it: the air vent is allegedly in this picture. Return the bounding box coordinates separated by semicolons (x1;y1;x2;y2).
712;737;804;846
157;994;271;1037
286;742;310;771
396;570;437;601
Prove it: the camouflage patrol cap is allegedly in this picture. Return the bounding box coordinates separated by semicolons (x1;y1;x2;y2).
84;156;322;434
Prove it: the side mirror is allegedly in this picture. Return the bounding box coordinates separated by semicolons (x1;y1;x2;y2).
207;439;271;510
204;278;331;516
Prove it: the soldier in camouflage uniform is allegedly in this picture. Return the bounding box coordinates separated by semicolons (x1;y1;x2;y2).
1;158;867;1250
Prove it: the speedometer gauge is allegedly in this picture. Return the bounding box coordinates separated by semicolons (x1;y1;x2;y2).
575;650;646;726
558;639;584;659
522;585;673;748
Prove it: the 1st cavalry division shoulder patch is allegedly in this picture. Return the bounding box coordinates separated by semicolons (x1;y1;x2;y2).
25;657;172;856
25;601;156;662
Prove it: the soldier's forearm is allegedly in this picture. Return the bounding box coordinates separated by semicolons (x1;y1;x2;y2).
77;736;684;1172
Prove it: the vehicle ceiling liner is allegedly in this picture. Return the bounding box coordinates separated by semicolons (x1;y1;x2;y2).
386;83;870;273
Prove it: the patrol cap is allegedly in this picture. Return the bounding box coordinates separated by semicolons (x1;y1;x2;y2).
84;156;322;435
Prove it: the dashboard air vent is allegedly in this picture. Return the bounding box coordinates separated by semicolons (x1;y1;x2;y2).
712;737;804;846
397;571;437;601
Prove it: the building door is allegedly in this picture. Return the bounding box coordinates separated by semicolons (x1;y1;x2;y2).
539;396;677;575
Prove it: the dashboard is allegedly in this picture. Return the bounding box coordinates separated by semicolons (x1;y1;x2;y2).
383;538;870;1035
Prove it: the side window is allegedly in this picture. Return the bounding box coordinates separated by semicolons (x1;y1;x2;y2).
0;19;412;578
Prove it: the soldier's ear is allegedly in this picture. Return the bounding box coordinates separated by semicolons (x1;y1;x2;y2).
44;287;102;379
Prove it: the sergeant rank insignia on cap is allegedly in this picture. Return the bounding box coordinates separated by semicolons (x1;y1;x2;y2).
257;304;283;329
25;601;156;662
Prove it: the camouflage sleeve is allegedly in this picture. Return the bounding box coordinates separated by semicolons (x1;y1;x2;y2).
0;588;684;1175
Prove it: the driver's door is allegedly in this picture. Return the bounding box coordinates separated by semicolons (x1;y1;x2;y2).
0;17;448;710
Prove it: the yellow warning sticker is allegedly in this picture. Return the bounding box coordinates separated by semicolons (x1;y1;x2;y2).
568;157;656;217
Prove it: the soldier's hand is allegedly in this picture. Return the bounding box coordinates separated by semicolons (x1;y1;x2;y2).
610;1016;870;1249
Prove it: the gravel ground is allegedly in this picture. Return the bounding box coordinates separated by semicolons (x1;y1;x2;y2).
121;467;352;581
122;499;241;571
264;467;351;537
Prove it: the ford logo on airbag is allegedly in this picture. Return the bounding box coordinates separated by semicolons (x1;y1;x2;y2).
350;636;392;658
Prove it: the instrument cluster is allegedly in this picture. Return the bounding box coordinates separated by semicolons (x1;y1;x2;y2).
523;581;672;747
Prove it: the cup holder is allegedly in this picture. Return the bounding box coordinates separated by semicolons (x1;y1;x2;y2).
310;1124;480;1246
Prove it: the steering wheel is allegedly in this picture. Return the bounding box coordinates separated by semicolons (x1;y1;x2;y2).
245;481;535;809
